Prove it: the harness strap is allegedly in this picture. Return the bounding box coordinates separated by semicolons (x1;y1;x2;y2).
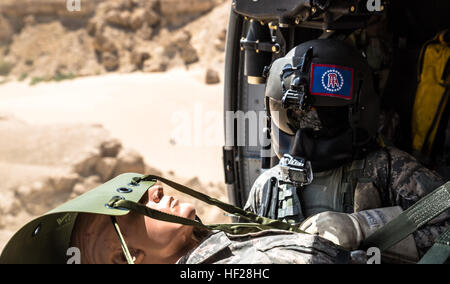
111;198;294;235
417;226;450;264
129;174;304;233
343;159;366;213
360;181;450;252
109;198;211;229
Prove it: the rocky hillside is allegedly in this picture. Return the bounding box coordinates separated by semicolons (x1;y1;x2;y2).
0;0;228;81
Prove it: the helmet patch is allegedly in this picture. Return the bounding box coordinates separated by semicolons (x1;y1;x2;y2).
310;64;353;100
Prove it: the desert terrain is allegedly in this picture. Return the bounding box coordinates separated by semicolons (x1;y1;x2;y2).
0;0;232;252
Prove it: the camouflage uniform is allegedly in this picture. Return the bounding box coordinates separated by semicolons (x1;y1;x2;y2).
177;229;349;264
244;147;449;256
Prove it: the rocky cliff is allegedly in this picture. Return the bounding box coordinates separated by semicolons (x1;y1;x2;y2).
0;0;228;81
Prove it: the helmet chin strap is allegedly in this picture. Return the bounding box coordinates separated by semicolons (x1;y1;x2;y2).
110;216;135;264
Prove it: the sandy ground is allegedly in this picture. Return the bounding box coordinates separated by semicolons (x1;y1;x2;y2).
0;67;225;183
0;67;228;252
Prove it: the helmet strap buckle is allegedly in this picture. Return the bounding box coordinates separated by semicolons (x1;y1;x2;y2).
278;154;314;187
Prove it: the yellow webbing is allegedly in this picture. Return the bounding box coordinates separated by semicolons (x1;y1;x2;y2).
411;30;450;155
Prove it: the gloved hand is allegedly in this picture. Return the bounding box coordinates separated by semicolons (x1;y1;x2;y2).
299;207;404;250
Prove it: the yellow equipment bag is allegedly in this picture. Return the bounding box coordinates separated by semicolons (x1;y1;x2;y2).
411;30;450;158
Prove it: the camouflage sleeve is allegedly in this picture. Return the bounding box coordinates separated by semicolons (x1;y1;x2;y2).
369;147;449;256
243;184;260;214
178;230;350;264
243;167;277;214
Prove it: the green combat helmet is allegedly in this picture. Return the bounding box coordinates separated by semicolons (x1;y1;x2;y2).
0;173;306;264
0;173;156;264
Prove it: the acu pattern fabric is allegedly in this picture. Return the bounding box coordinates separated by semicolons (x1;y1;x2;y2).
244;147;449;257
177;229;349;264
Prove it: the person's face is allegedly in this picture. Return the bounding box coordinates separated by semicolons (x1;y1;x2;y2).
74;185;197;264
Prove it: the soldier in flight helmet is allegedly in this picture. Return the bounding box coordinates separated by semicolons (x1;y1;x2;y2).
266;38;380;171
244;38;449;263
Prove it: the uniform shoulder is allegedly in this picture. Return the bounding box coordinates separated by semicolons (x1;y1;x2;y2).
384;147;444;194
387;147;418;162
362;147;424;188
364;146;418;168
